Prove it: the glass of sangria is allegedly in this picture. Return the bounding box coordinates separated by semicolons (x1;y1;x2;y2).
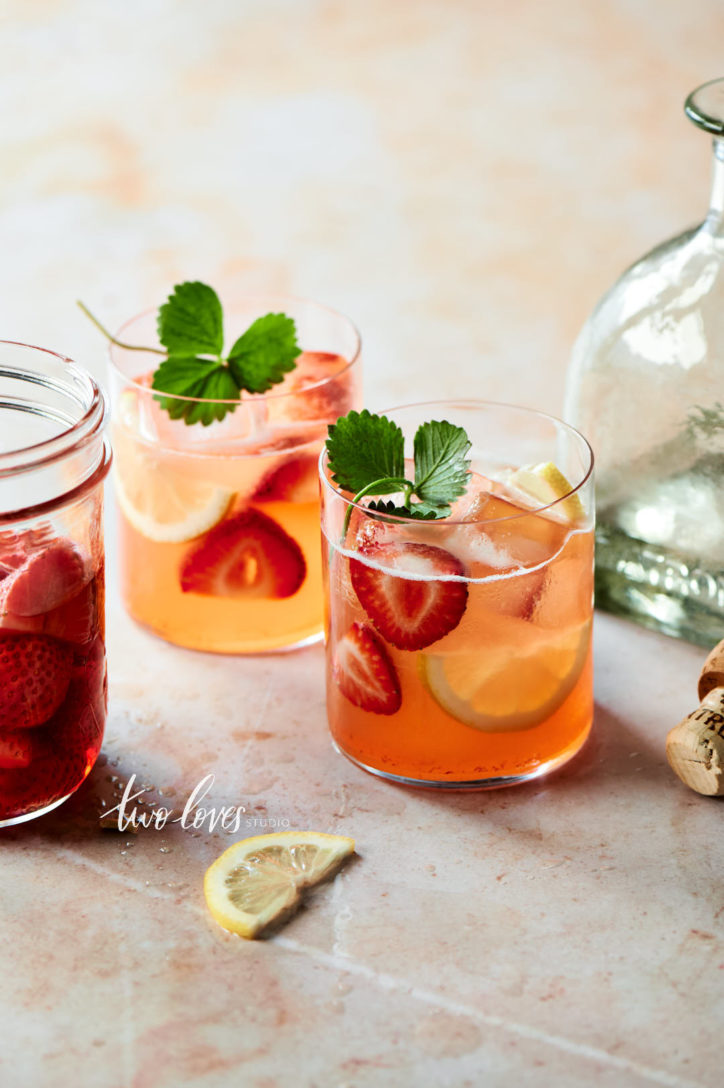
108;294;361;653
320;401;594;788
0;342;110;825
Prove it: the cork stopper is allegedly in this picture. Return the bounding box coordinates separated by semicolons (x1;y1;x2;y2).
666;641;724;796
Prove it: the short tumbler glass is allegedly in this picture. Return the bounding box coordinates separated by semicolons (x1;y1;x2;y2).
321;400;594;789
108;295;362;654
0;343;110;825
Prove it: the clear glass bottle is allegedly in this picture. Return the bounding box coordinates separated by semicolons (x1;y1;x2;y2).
565;78;724;647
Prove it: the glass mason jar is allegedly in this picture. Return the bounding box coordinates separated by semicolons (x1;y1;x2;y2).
0;343;110;826
566;78;724;647
108;295;362;654
320;401;594;789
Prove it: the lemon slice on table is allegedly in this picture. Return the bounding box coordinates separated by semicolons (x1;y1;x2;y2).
421;621;590;732
204;831;356;939
508;462;585;522
113;426;234;542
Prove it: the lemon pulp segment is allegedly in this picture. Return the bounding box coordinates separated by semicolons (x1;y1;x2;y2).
113;425;234;542
421;620;590;732
508;461;585;523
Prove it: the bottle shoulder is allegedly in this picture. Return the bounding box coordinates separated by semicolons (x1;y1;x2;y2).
570;221;724;371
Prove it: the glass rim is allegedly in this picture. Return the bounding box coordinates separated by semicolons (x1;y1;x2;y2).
0;340;109;480
319;398;594;526
108;294;362;405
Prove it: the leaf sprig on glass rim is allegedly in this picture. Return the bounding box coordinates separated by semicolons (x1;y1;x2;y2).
326;409;471;522
77;281;301;426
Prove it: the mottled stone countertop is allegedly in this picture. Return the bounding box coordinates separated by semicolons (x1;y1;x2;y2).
2;3;724;1087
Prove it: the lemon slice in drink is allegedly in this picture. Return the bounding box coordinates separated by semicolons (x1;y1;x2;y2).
508;462;585;522
204;831;356;939
113;426;234;542
421;621;590;732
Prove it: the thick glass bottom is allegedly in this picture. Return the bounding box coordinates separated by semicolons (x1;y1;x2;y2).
129;610;325;655
595;523;724;648
332;728;591;791
0;792;72;828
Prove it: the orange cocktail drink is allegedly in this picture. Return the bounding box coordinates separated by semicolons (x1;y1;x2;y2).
321;401;594;788
108;295;361;653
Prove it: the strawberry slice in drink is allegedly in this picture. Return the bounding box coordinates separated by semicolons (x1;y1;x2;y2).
180;509;306;599
253;453;319;504
350;542;468;651
0;632;74;729
269;352;355;424
334;622;401;715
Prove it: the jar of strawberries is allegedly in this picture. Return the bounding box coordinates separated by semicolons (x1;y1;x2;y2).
0;342;110;825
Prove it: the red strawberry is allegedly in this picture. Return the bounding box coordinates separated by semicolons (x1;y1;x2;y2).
0;740;91;819
0;541;86;617
0;574;99;643
272;352;356;423
334;622;401;715
48;687;105;762
0;732;35;768
43;576;98;644
0;632;73;729
253;455;319;504
180;509;306;599
350;542;468;650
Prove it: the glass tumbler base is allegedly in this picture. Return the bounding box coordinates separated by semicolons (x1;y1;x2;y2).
331;732;591;791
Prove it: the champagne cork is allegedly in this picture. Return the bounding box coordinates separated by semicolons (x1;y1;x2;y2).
666;641;724;796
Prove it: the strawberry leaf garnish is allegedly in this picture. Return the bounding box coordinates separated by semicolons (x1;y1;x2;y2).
413;420;471;508
77;281;302;426
325;410;470;525
157;281;224;357
228;313;300;394
366;500;442;521
326;410;406;494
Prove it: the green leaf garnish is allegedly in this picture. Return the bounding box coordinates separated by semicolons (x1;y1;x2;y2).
413;420;472;507
228;313;300;394
151;358;240;426
157;282;224;357
77;281;302;426
366;499;442;521
326;409;471;524
326;410;406;493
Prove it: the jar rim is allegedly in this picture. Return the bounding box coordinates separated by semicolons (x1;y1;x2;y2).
0;341;108;480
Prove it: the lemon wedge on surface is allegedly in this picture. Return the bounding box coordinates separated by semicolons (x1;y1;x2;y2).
508;462;585;522
204;831;356;939
421;620;590;732
112;425;234;542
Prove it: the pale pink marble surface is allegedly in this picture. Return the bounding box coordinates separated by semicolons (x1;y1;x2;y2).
1;2;724;1087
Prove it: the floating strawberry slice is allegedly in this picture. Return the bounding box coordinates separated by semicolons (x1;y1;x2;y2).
0;732;35;769
334;622;401;715
350;542;468;650
180;509;306;599
0;632;74;729
253;455;319;504
0;541;87;617
276;351;355;423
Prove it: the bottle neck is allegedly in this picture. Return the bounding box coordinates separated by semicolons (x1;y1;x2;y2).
706;138;724;229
